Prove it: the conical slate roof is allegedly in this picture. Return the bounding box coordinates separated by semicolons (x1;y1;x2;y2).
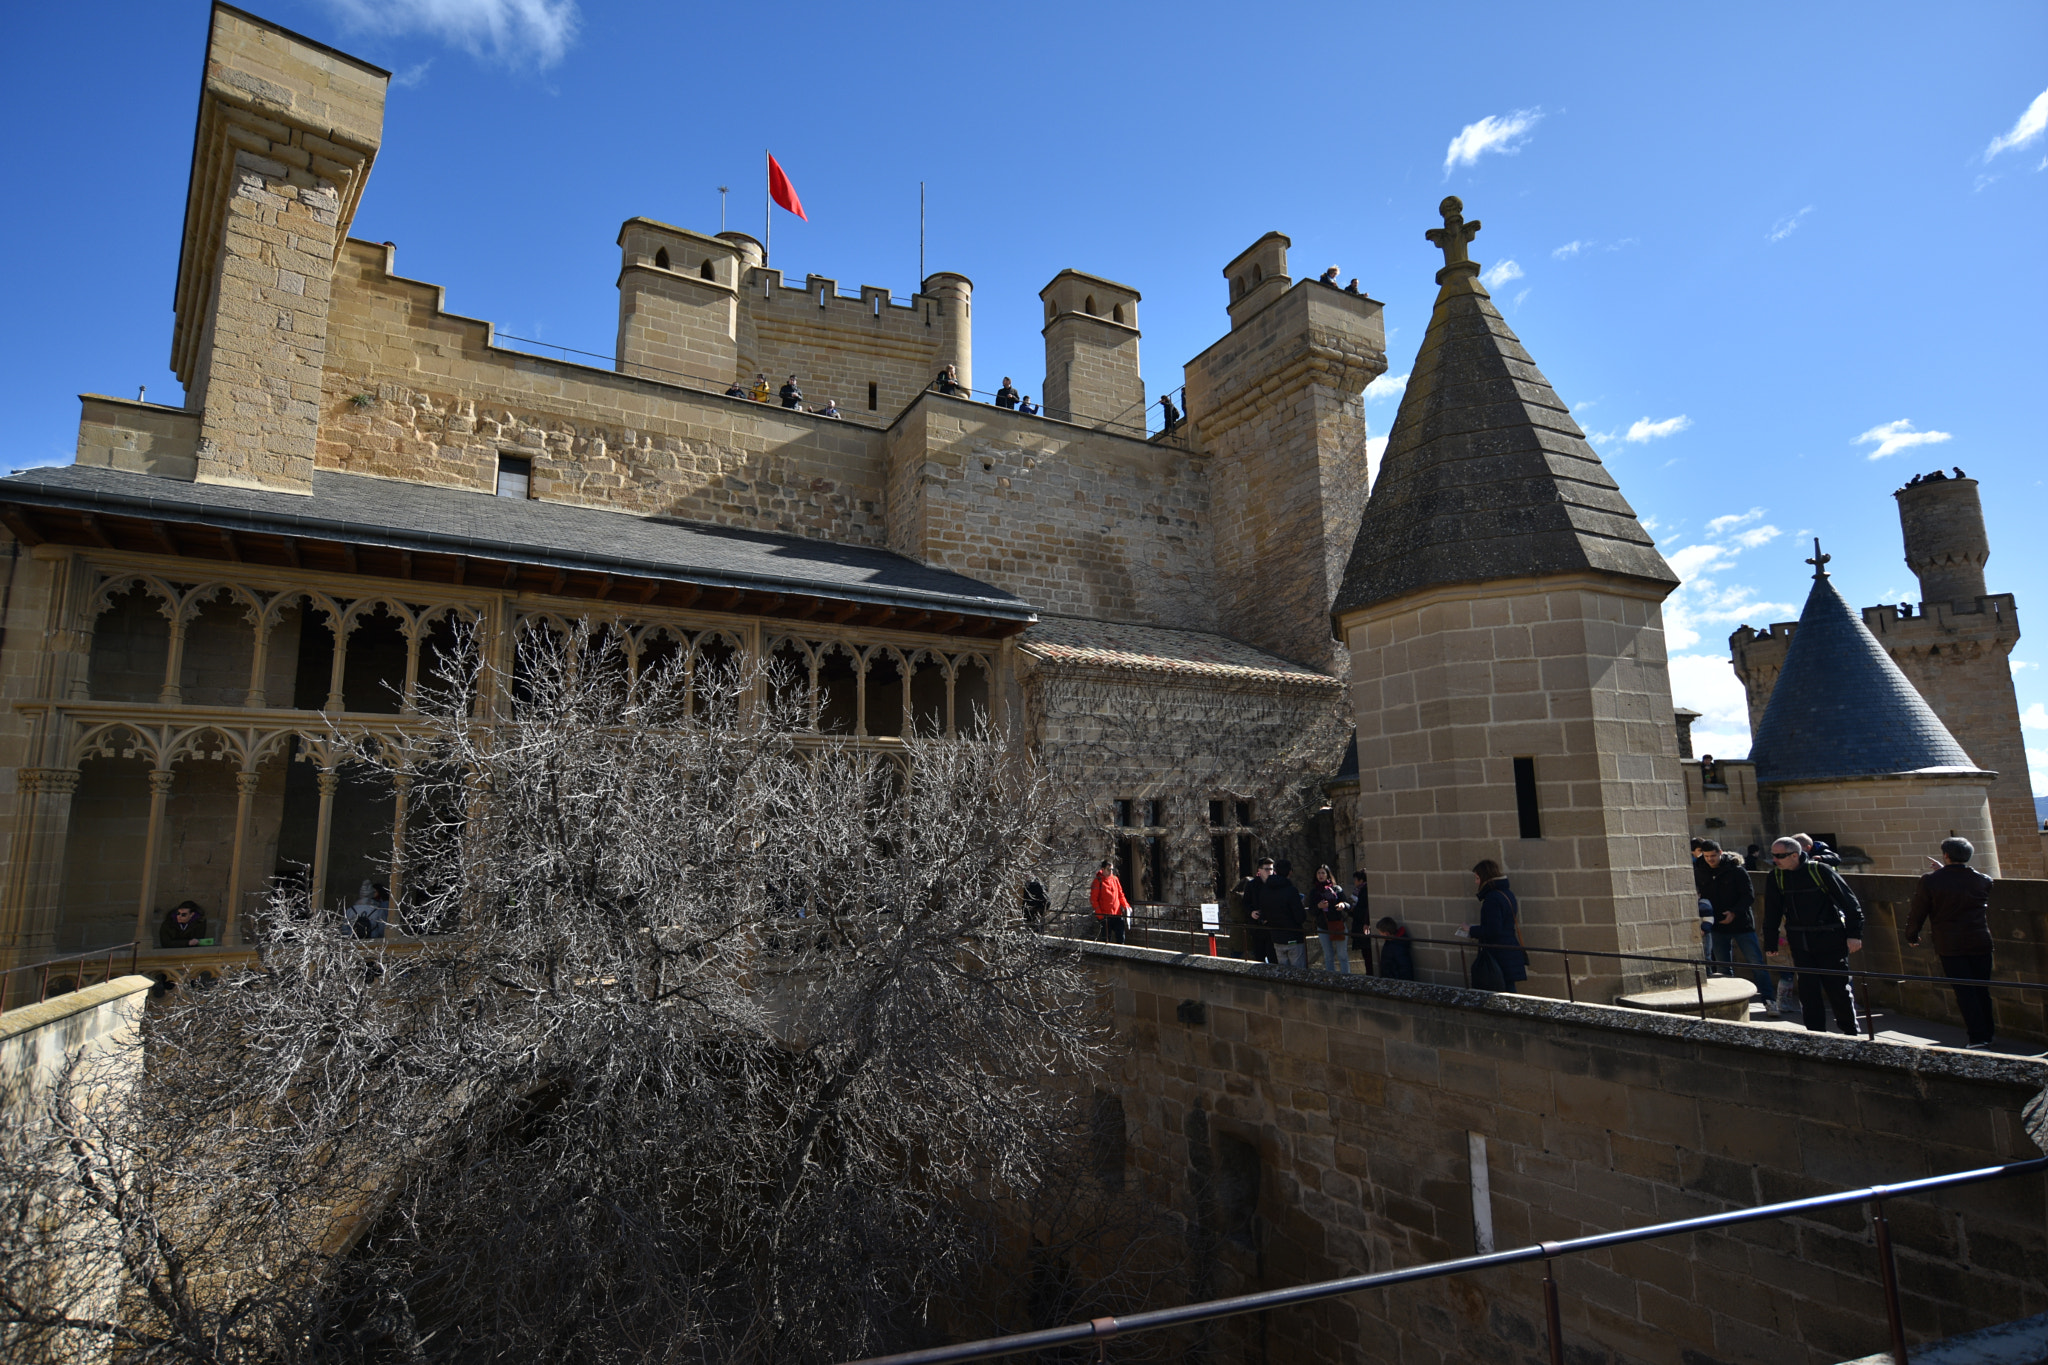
1750;556;1981;785
1333;199;1676;619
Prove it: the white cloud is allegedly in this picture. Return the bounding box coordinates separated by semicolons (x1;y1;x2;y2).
392;59;433;87
1657;504;1799;757
2023;702;2048;729
1624;414;1692;443
1552;240;1586;260
1482;259;1524;289
1669;653;1754;758
1766;206;1814;243
1731;526;1781;550
1444;108;1544;175
1513;287;1532;308
1364;372;1409;405
1855;418;1954;461
320;0;580;67
1365;434;1390;490
1985;88;2048;160
1706;507;1764;535
2030;745;2048;798
2014;659;2039;674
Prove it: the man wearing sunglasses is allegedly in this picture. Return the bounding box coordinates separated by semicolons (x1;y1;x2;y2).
1762;837;1865;1034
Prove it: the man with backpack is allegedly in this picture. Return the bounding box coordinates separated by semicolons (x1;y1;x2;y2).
1699;840;1775;1016
1762;836;1865;1034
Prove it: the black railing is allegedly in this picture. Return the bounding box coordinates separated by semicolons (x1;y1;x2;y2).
844;1155;2048;1365
1;942;140;1009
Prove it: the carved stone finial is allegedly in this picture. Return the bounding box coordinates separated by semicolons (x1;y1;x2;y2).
1805;537;1832;578
1425;196;1483;283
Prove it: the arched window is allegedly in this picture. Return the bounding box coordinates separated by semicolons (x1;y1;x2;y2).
1112;304;1125;324
1085;295;1097;315
700;259;715;280
1047;300;1057;321
1252;264;1263;284
654;247;670;269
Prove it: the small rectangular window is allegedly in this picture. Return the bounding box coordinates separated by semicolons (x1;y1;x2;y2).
1513;757;1542;839
1208;799;1226;827
1236;833;1254;880
1145;799;1164;827
496;454;532;499
1211;834;1230;898
868;381;878;411
1234;800;1251;827
1113;799;1133;828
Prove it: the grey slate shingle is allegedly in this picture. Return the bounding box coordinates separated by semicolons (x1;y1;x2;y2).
1332;276;1676;618
1750;567;1980;784
0;463;1033;620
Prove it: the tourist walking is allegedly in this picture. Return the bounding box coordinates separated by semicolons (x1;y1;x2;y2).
1762;837;1864;1034
1310;865;1351;974
1904;837;1997;1049
1266;859;1309;969
994;377;1019;409
1236;857;1275;963
1699;840;1775;1014
1463;860;1528;992
1090;859;1130;944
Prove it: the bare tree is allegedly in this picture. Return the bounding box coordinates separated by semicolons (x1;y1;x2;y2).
2;626;1114;1363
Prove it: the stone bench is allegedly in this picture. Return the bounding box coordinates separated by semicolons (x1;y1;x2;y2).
1614;976;1757;1022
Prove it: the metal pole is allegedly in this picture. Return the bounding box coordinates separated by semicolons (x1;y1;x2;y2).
1870;1198;1909;1364
1563;956;1575;1005
1540;1245;1565;1365
919;181;925;288
764;150;771;267
1857;973;1875;1040
1693;964;1707;1020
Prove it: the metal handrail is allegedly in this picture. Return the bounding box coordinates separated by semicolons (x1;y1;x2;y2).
1046;910;2048;1039
844;1155;2048;1365
1;942;140;1007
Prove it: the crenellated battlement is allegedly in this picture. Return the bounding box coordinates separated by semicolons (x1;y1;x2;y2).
1859;592;2019;650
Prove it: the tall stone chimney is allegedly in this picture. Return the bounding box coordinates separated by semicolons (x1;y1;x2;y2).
1896;476;1989;607
172;4;388;493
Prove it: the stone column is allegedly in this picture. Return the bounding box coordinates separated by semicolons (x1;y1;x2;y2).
311;768;341;917
131;768;176;946
221;770;264;945
245;612;272;709
324;613;349;713
159;614;190;705
0;768;82;996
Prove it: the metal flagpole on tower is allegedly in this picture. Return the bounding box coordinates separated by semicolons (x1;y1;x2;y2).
919;181;925;290
718;185;728;232
764;150;771;266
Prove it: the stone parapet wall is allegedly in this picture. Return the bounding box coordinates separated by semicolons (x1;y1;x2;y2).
1771;774;2000;877
1088;942;2048;1365
74;397;200;481
319;241;892;545
736;268;966;420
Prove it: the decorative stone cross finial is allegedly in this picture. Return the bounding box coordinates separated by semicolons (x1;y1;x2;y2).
1806;537;1831;578
1426;196;1482;274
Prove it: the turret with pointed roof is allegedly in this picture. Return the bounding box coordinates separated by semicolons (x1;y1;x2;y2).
1751;543;1980;785
1748;543;2002;875
1331;198;1695;999
1333;197;1675;621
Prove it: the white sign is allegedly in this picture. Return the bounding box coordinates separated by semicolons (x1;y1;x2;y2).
1200;902;1220;930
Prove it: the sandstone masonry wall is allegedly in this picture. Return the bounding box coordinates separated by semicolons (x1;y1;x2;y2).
1772;775;2001;878
1092;943;2048;1365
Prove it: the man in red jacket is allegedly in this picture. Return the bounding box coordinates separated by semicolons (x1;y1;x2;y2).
1905;837;1998;1049
1090;860;1131;944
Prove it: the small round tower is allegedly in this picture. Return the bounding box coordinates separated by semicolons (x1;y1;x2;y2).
717;231;765;273
921;272;973;393
1895;476;1988;606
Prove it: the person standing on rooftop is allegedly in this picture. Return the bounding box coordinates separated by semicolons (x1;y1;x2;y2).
1905;837;1998;1049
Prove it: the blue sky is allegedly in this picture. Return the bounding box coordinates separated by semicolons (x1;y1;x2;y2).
4;1;2045;790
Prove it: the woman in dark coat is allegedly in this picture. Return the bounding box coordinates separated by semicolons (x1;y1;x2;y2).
1467;859;1528;991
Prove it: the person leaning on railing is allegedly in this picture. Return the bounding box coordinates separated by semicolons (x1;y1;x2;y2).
158;900;210;948
1089;860;1130;945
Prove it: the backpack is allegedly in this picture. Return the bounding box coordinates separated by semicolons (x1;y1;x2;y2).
1773;862;1850;933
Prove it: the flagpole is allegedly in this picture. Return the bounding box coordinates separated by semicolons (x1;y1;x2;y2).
764;149;771;267
919;181;925;288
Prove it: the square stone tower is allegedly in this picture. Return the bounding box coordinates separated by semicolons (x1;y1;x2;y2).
1332;198;1691;1000
1039;270;1143;426
173;3;388;493
1184;233;1388;670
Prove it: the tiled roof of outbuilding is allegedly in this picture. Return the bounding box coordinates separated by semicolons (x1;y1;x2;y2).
1332;217;1676;618
1020;617;1339;687
1750;561;1981;784
0;463;1033;621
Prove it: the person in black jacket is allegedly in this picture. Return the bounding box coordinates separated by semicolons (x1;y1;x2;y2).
1374;917;1416;980
1464;860;1528;992
1699;840;1775;1015
1349;868;1374;974
1265;860;1309;969
1236;858;1275;963
1904;836;1997;1048
1762;837;1864;1034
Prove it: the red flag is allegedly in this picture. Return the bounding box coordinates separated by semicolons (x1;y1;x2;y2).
768;154;807;221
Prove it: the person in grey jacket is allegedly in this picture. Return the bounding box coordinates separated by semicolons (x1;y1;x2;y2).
1762;837;1864;1034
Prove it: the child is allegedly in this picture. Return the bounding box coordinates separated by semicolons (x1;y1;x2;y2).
1374;917;1415;980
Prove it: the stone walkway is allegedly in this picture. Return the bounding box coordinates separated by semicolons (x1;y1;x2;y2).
1740;998;2048;1058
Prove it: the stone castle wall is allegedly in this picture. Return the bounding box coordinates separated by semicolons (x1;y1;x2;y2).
735;270;968;420
885;397;1215;630
1770;774;2001;878
1343;578;1696;1000
1090;942;2048;1365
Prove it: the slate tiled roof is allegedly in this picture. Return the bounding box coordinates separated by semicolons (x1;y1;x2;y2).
0;463;1033;621
1020;617;1339;687
1750;567;1981;784
1332;259;1676;618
